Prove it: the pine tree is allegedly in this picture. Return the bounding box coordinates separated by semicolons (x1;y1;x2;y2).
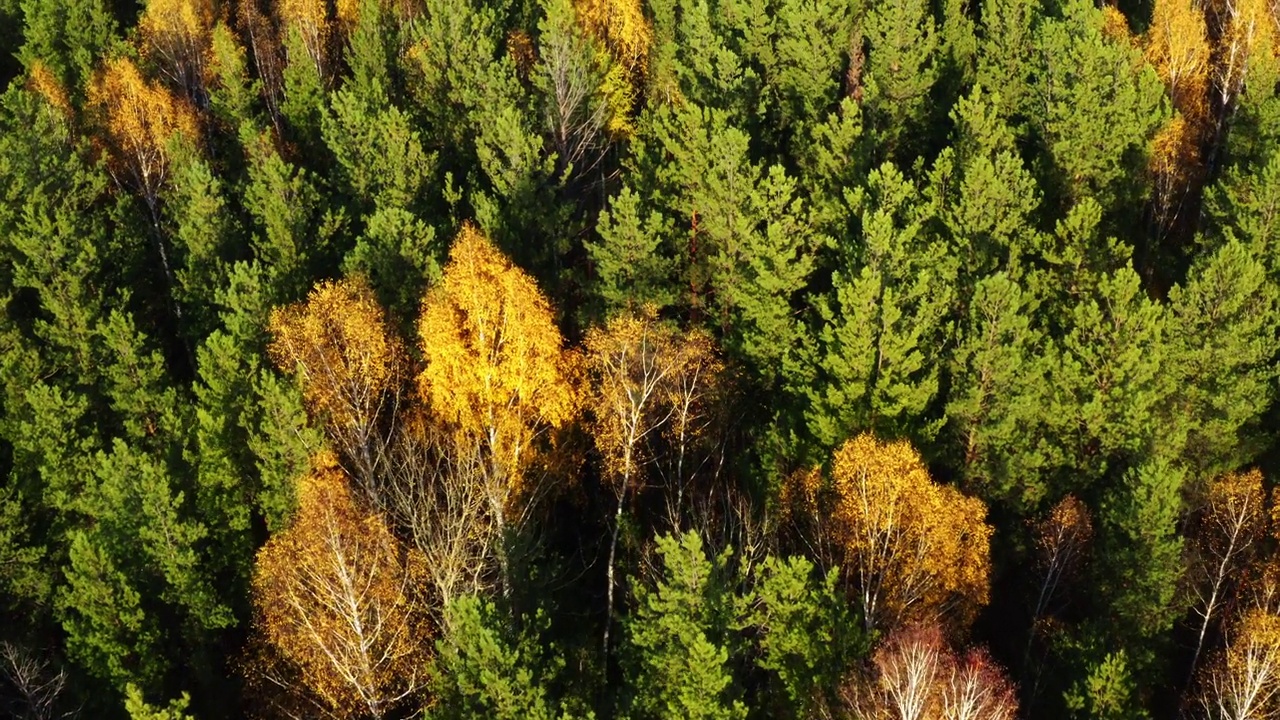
1045;267;1172;491
751;556;866;718
976;0;1042;126
587;186;678;315
17;0;119;94
640;105;821;393
624;532;747;720
1032;0;1167;213
321;88;435;215
808;163;955;447
1167;241;1278;479
862;0;940;156
946;273;1056;513
1095;455;1186;680
427;596;574;720
934;87;1042;285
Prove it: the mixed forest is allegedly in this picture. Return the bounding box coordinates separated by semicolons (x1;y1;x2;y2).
2;0;1280;717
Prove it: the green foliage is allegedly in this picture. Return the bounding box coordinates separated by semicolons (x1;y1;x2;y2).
936;87;1042;282
344;0;395;105
342;208;442;325
1032;0;1167;212
647;0;757;121
429;596;588;720
166;148;235;342
977;0;1042;125
1095;456;1186;676
279;26;327;144
124;685;195;720
635;104;821;393
241;134;343;305
1;1;1280;717
796;98;868;236
623;532;746;720
207;23;261;132
946;274;1055;512
588;186;677;315
750;556;867;718
1048;267;1171;484
863;0;939;155
248;368;318;532
17;0;118;90
59;438;231;691
809;163;954;447
0;487;51;612
731;0;856;134
1167;241;1279;479
1064;651;1147;720
190;330;259;590
322;89;436;213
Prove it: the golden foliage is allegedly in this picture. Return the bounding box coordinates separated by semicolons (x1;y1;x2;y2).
1146;0;1212;125
1204;469;1265;555
141;0;212;42
335;0;362;27
599;57;638;138
1035;495;1093;572
508;29;538;78
251;454;431;719
269;277;407;486
1144;0;1211;233
574;0;653;76
1196;610;1280;719
1211;0;1278;109
139;0;214;96
1101;6;1137;46
1188;470;1267;677
88;56;199;205
278;0;331;76
279;0;330;33
795;433;993;634
417;224;577;504
583;308;723;522
27;61;72;119
1150;115;1201;185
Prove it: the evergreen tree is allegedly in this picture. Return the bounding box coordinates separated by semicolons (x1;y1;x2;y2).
1166;240;1279;480
750;556;866;718
1032;0;1167;215
933;87;1042;286
1094;456;1186;682
1047;266;1171;488
428;597;584;720
808;163;955;447
946;273;1056;513
976;0;1042;126
862;0;939;156
587;186;678;316
17;0;119;92
623;532;746;720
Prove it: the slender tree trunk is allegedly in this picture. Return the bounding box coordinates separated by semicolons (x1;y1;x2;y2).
603;490;625;657
1189;547;1236;685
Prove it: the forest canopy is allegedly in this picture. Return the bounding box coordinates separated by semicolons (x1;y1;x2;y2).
1;0;1280;718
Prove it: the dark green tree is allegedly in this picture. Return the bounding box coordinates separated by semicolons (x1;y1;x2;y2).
1031;0;1166;214
623;532;746;720
808;163;955;447
862;0;939;156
